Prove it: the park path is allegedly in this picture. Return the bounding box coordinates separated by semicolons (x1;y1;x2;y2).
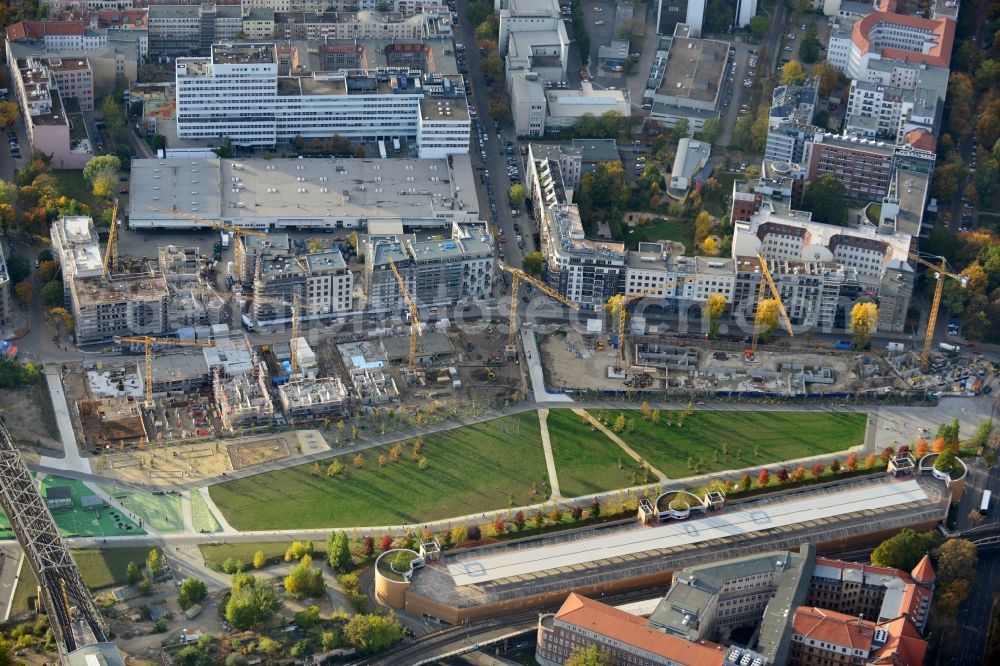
39;367;91;474
180;491;194;534
572;408;669;481
537;409;563;500
198;486;237;535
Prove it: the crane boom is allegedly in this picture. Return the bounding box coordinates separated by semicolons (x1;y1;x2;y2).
757;253;794;337
102;201;119;278
118;336;215;406
497;264;579;352
907;252;966;370
387;258;420;368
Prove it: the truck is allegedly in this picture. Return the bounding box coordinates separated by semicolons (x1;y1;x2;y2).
835;340;853;350
378;140;387;159
938;342;960;353
241;314;255;332
220;231;230;249
392;138;401;153
886;342;905;352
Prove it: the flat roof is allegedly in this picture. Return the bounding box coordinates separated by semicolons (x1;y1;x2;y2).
129;155;478;226
657;35;729;103
446;479;928;586
420;96;469;120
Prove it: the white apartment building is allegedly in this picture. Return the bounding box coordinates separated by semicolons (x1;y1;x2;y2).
273;9;453;41
509;71;547;136
845;79;939;143
175;43;469;155
252;249;354;322
828;10;955;80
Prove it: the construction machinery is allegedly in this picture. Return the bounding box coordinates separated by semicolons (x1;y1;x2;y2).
907;252;967;370
745;253;793;362
387;258;421;368
117;336;216;407
102;201;119;278
149;206;267;279
498;264;579;357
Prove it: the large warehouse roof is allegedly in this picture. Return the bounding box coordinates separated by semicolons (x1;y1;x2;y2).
446;479;929;587
128;155;479;229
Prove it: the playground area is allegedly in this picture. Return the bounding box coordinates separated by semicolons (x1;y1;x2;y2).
0;476;144;539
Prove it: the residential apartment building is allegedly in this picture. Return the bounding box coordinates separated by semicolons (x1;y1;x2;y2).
6;55;94;168
174;43;469;156
272;9;453;41
527;140;621;191
844;79;939;143
69;273;170;343
251;249;354;323
50;216;103;306
365;232;494;311
213;365;275;432
769;78;819;127
278;376;350;421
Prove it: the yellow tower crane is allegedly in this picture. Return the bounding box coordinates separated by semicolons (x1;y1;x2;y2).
746;253;794;362
148;206;268;279
387;258;420;368
497;264;579;355
117;336;216;407
102;201;119;278
907;252;967;370
606;274;702;372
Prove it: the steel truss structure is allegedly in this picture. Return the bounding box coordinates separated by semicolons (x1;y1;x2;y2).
0;417;108;655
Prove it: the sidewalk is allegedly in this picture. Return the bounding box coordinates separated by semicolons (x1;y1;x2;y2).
39;367;91;474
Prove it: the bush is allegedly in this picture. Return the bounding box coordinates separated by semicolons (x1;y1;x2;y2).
222;558;245;574
178;578;207;608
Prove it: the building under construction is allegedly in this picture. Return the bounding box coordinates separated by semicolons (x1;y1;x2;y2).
70;273;170;344
278;376;350;421
213;365;275;432
77;396;147;451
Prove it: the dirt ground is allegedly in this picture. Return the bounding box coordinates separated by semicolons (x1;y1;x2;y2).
91;430;330;486
0;384;62;452
540;326;861;393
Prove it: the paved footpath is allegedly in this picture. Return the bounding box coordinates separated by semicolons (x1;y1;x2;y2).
537;409;562;500
39;367;91;474
574;408;668;481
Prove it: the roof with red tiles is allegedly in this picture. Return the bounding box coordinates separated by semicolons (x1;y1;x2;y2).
851;11;955;69
555;594;725;665
6;20;87;41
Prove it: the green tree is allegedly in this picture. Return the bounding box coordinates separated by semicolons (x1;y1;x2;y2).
125;561;141;585
343;613;404;654
566;644;614;666
40;280;63;307
933;538;978;587
509;183;525;206
178;577;207;608
284;560;325;598
225;573;281;630
748;16;768;41
7;255;30;285
480;55;504;81
294;605;322;629
327;531;352;573
673;118;690;139
799;25;820;63
781;60;806;85
812;61;842;97
522;251;544;277
697;118;722;144
146;548;163;577
801;174;848;226
850;302;878;349
870;529;940;570
252;550;266;569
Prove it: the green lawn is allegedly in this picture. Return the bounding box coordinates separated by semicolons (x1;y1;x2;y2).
71;547;152;590
625;217;692;251
546;409;645;497
96;483;184;534
53;170;97;210
702;173;740;218
190;490;222;533
210;413;548;530
199;542;298;571
0;477;144;538
587;410;868;479
9;566;38;617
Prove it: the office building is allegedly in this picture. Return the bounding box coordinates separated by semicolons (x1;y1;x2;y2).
656;0;707;37
788;607;927;666
148;3;242;57
174;43;469;155
272;9;454;41
827;6;955;80
509;71;547;136
803;133;934;202
527;139;622;191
